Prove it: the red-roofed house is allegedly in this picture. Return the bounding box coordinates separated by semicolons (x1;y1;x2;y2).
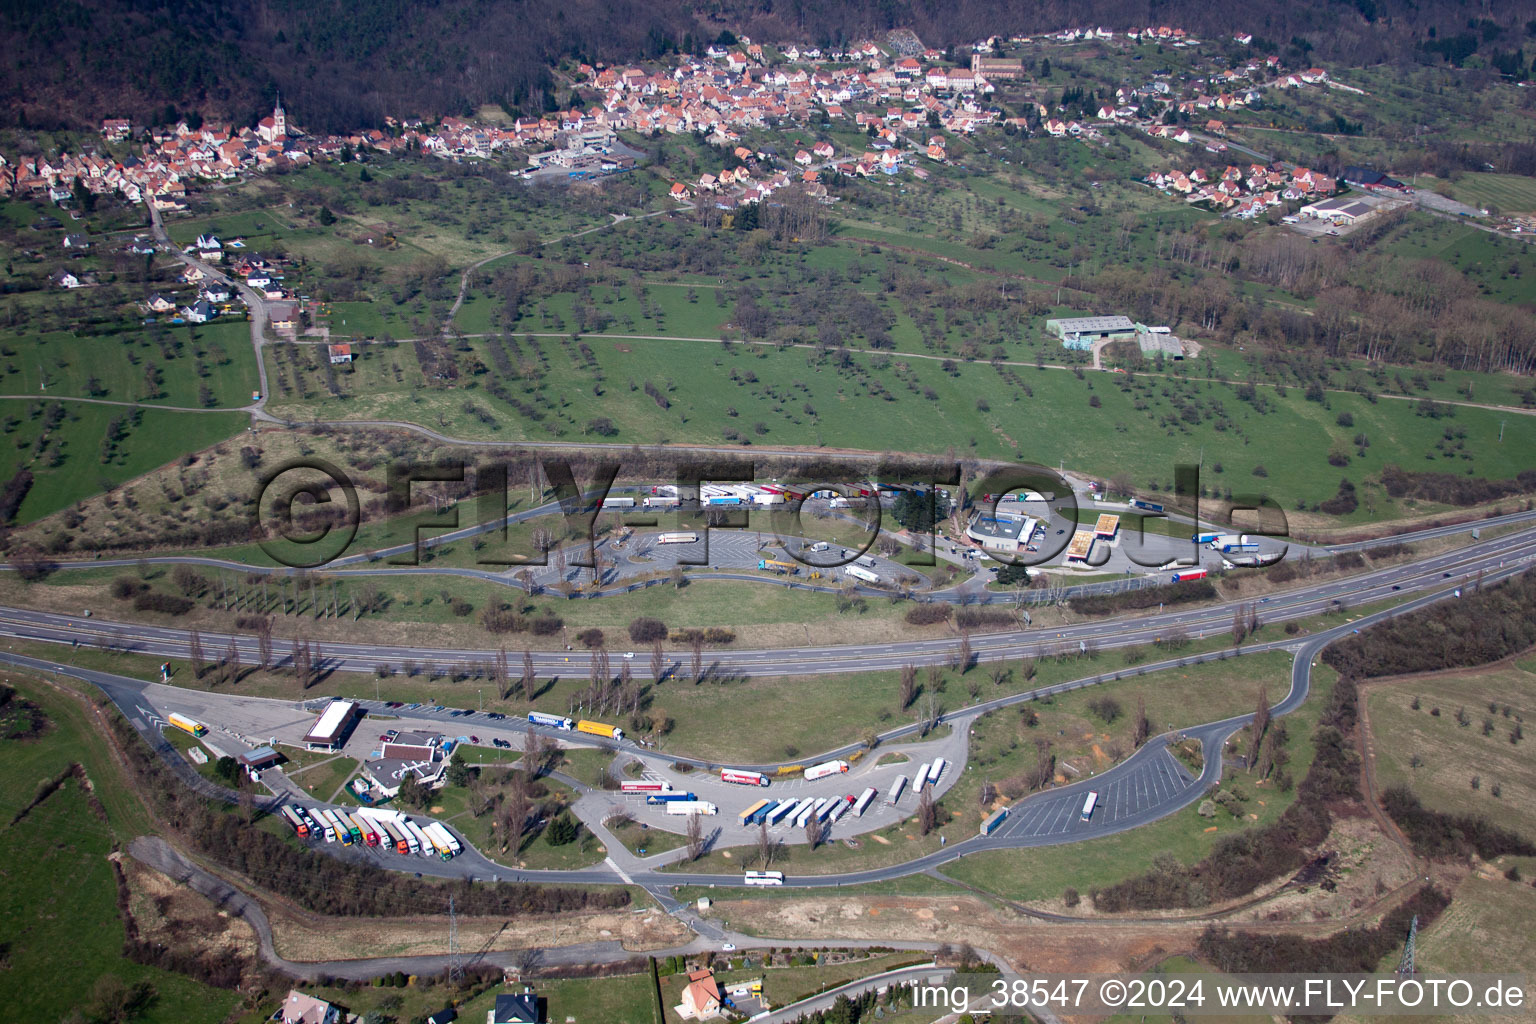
676;969;722;1019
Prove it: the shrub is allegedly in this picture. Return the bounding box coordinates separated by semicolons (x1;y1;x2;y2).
110;576;145;600
529;616;564;636
576;628;605;649
904;604;952;626
627;617;668;643
133;593;194;615
481;604;527;634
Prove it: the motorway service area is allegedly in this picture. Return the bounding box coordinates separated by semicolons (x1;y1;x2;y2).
134;683;971;859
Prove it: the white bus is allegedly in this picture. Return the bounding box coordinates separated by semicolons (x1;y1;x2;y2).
1081;791;1099;822
743;870;785;886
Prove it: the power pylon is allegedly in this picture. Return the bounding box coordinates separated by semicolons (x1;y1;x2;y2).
1396;915;1418;977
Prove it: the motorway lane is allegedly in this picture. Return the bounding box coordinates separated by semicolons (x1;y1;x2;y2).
5;524;1532;691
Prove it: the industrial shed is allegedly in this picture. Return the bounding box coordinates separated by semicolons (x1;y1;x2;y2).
1046;315;1137;350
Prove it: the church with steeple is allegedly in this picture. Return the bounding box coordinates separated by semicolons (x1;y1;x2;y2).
257;96;288;144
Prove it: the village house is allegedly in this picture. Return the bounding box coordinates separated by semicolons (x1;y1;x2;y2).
281;991;339;1024
675;969;723;1020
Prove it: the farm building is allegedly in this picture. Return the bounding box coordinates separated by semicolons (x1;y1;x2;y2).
1046;315;1136;350
1134;324;1184;358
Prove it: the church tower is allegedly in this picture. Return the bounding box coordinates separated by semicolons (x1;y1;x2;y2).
273;94;286;138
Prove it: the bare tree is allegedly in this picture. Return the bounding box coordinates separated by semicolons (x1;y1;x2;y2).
494;646;511;700
224;637;241;687
685;811;705;861
1247;602;1260;636
188;628;205;680
917;788;937;836
522;729;557;776
1231;605;1248;646
919;690;942;736
287;637;305;684
503;777;531;853
898;663;918;710
1133;695;1150;748
690;635;704;683
254;616;273;670
954;632;973;673
804;816;822;850
521;648;536;701
926;663;944;695
650;640;666;683
757;820;775;868
987;662;1009;689
1027;738;1055;791
1249;681;1270;770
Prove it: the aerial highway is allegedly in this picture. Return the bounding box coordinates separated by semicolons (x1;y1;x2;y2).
3;520;1531;684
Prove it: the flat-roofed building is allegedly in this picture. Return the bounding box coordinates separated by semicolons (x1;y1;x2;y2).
1300;196;1376;225
965;510;1038;555
1065;530;1095;561
1093;513;1120;538
302;699;361;752
237;745;283;770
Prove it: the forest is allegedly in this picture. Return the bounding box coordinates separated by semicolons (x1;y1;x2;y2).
1321;569;1536;679
5;0;1536;131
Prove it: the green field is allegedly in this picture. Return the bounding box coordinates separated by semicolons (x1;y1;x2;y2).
0;676;241;1024
0;399;246;523
262;330;1536;512
1440;172;1536;215
1365;661;1535;838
